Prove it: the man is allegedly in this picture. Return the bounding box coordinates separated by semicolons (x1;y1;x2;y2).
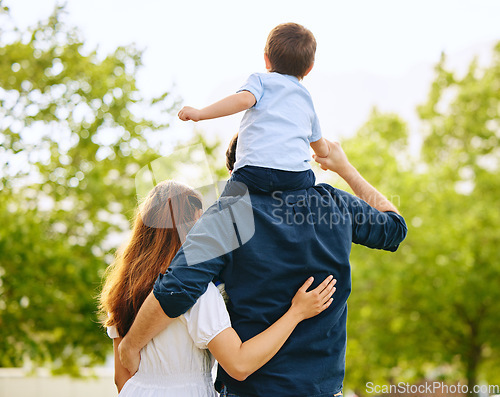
119;139;407;397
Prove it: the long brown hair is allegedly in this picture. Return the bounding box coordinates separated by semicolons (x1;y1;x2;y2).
99;180;202;337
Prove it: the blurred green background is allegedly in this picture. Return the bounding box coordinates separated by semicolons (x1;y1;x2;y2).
0;2;499;396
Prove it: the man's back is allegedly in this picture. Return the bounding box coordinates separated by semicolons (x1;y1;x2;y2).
153;180;406;396
216;183;406;396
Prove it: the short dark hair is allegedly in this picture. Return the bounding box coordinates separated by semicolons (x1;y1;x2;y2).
264;23;316;79
225;133;238;172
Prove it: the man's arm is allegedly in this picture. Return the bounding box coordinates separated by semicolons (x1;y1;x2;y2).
178;91;256;122
313;140;399;214
118;292;174;374
314;139;407;251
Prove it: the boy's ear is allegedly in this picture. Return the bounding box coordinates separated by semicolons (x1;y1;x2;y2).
303;62;314;77
264;53;272;71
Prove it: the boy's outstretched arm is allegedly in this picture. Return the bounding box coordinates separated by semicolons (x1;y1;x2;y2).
178;91;256;122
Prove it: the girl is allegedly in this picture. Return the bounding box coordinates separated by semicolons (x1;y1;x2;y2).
99;180;336;396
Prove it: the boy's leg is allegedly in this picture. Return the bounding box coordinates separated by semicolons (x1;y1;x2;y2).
268;168;315;191
230;166;316;193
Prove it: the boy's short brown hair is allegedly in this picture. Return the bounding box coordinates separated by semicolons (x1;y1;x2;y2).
264;23;316;79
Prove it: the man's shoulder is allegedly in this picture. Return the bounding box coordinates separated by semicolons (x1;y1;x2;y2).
312;183;357;209
314;183;348;198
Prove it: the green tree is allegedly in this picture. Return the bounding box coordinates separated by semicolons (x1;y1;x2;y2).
338;110;428;392
414;44;500;392
339;43;500;395
0;5;184;372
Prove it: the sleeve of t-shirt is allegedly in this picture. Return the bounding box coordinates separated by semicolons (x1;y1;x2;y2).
182;283;232;349
237;73;264;105
309;112;322;143
326;185;408;251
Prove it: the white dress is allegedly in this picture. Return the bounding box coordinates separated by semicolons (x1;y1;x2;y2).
108;283;231;397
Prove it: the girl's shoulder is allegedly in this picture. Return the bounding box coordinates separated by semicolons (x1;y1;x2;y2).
182;283;232;349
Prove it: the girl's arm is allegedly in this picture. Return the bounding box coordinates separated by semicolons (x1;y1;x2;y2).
207;275;337;381
178;91;256;122
113;337;132;392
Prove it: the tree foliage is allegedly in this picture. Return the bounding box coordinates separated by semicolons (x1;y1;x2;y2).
342;43;500;394
0;6;183;373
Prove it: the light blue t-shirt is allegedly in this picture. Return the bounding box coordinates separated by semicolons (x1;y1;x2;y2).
233;72;322;172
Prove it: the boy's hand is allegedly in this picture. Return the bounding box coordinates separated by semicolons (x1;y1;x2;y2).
313;140;351;175
178;106;201;122
310;137;330;158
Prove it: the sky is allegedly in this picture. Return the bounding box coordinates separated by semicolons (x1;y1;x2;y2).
5;0;500;151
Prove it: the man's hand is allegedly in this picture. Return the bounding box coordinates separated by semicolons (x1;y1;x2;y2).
312;140;352;177
114;292;174;376
178;106;201;122
118;337;141;375
314;139;400;213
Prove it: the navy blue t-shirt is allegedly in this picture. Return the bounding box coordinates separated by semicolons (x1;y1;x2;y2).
154;182;407;397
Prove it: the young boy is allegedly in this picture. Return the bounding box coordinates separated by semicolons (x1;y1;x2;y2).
179;22;329;192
